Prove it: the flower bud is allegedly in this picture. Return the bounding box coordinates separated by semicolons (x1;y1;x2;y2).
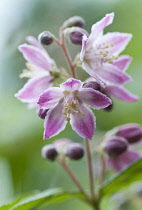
83;81;101;91
116;124;142;144
38;31;54;45
42;144;58;161
103;136;128;157
70;31;83;45
37;108;49;119
62;16;85;29
66;143;84;160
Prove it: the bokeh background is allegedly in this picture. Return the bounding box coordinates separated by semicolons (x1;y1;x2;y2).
0;0;142;209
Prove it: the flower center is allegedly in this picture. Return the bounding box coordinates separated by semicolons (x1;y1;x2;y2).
86;43;118;66
97;43;118;64
62;91;85;121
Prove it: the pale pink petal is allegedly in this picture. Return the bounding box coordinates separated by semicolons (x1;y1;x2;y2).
96;64;132;85
15;75;53;104
70;104;96;140
113;55;132;71
44;103;67;139
60;78;82;92
105;85;138;102
107;151;141;172
38;87;63;109
18;44;52;71
26;36;43;50
99;32;132;55
87;13;114;48
82;61;106;88
80;34;88;61
78;88;112;109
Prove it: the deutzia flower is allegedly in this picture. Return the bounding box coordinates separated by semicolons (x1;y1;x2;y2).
15;36;57;108
80;12;132;87
38;78;112;140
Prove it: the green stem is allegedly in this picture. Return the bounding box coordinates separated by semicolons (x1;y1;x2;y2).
57;158;90;202
84;138;95;200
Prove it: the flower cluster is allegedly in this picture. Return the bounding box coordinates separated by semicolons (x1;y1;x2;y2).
15;13;138;141
102;123;142;171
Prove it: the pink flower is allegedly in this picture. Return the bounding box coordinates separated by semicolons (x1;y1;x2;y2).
38;78;112;140
15;36;56;108
80;13;133;87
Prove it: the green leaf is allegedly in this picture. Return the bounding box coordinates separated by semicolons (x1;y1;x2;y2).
99;158;142;196
0;188;84;210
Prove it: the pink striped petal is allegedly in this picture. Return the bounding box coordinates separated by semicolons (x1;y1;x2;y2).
44;103;67;139
82;61;106;88
18;44;52;71
107;151;141;171
78;88;112;109
26;36;44;50
60;78;82;92
70;104;96;140
105;85;138;102
87;13;114;48
96;64;132;85
99;32;132;55
80;34;88;61
15;75;53;104
38;87;63;109
113;55;132;71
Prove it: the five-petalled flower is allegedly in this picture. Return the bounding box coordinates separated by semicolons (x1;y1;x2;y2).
80;12;133;88
38;78;112;140
15;36;56;108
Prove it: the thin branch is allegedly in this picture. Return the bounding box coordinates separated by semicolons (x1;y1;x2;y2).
57;158;90;202
54;32;76;78
84;138;95;200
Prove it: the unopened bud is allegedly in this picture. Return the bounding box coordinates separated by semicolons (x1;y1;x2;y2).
116;123;142;144
66;143;84;160
42;144;58;161
62;16;85;29
37;108;49;119
70;31;83;45
103;136;128;157
38;31;54;45
83;81;101;91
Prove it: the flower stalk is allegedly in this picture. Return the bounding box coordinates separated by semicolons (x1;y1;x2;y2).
84;138;95;201
54;30;76;78
57;157;90;202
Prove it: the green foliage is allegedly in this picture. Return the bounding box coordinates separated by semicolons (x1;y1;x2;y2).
0;189;84;210
99;159;142;196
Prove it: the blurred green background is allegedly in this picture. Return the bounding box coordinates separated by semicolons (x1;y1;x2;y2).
0;0;142;209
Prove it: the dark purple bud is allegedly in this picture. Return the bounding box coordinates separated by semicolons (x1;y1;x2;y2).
42;145;58;161
116;124;142;144
66;143;84;160
83;81;101;91
104;102;113;112
37;108;49;119
38;31;54;45
70;31;83;45
62;16;85;29
103;136;128;158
